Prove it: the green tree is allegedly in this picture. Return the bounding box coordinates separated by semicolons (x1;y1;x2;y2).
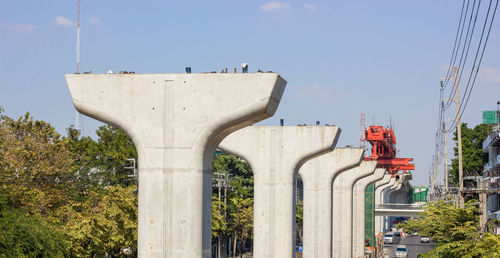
0;193;69;258
398;200;500;257
0;113;74;215
212;152;255;255
229;196;253;256
450;123;489;185
65;184;138;257
296;201;304;243
212;196;227;238
213;153;253;198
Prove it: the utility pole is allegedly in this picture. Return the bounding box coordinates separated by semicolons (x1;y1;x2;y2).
444;122;449;193
437;142;441;192
452;67;465;208
479;180;488;235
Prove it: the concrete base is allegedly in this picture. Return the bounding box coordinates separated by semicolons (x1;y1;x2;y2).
332;161;377;258
66;73;286;257
219;126;340;258
298;148;364;258
352;168;386;257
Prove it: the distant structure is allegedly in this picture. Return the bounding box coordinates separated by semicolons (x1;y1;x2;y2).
75;0;81;131
364;125;415;175
360;112;366;152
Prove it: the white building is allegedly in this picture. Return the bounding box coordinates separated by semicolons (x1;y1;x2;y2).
482;130;500;221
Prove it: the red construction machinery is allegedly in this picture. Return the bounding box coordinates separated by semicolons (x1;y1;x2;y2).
363;126;415;175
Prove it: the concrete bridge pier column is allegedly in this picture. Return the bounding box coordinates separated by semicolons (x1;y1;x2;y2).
66;73;286;257
332;161;377;258
219;126;340;258
375;177;396;234
298;148;364;258
384;181;401;231
352;168;386;258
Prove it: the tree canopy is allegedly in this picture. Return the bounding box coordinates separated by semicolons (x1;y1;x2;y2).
450;123;489;185
398;200;500;257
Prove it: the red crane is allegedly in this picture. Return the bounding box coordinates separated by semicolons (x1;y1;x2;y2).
363;126;415;175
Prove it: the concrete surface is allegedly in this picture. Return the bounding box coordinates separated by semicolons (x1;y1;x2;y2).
332;161;377;258
383;181;402;231
352;168;386;258
219;126;340;258
375;177;397;234
66;73;286;257
298;148;364;258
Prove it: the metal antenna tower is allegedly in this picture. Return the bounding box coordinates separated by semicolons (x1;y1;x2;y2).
360;111;366;153
75;0;81;132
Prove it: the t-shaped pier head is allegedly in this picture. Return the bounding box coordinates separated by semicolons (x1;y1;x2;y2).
65;73;287;257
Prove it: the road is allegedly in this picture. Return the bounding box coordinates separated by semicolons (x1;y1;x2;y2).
383;235;434;258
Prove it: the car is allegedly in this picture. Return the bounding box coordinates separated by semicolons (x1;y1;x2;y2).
411;231;419;236
395;245;408;258
383;232;401;244
420;236;431;243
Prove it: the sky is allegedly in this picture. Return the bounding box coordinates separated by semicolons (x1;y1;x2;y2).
0;0;499;186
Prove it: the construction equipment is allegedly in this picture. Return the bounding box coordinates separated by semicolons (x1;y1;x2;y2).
364;126;415;175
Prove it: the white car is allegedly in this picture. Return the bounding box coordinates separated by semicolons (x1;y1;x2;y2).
420;236;430;243
395;245;408;258
383;231;401;244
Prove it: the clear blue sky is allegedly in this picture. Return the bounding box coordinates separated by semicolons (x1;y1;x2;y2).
1;0;499;186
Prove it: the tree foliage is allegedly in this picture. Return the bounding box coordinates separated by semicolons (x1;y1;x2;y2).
398;200;500;257
0;113;74;215
0;111;138;256
0;194;69;258
450;123;489;185
65;185;137;257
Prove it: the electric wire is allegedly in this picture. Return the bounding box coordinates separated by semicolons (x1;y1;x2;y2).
443;0;468;88
446;0;498;132
444;0;481;110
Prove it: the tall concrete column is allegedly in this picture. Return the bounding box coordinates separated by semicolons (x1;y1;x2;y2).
374;175;392;205
383;181;401;231
66;73;286;257
352;168;386;258
375;177;396;234
298;148;364;258
385;181;401;203
332;161;377;258
219;126;340;258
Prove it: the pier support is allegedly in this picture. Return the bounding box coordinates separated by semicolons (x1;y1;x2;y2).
298;148;364;257
352;168;386;257
332;161;377;258
66;73;286;257
219;126;340;257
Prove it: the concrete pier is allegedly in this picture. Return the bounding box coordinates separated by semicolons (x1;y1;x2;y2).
298;148;364;258
66;73;286;257
375;177;396;234
352;168;386;257
332;161;377;258
219;126;340;258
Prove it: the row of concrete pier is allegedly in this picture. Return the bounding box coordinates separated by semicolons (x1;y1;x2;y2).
65;72;415;257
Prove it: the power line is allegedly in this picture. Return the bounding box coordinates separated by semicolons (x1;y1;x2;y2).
447;0;498;132
443;0;468;89
444;0;481;111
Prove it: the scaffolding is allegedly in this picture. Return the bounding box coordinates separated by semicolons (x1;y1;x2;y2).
365;183;375;247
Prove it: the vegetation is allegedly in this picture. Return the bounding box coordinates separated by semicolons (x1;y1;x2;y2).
450;123;490;185
398;200;500;257
0;107;258;256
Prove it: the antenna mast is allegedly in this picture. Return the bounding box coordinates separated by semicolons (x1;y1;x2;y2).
76;0;80;73
75;0;81;131
360;111;366;154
